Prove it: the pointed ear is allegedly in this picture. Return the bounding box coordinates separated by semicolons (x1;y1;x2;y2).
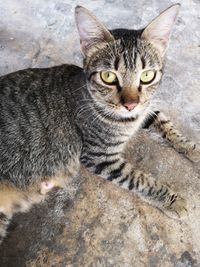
141;4;180;56
75;6;114;55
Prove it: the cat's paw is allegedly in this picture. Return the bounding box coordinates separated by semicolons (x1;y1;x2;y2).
185;143;200;163
164;195;188;220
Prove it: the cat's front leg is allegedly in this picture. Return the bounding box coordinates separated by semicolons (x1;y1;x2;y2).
146;111;200;163
82;155;187;219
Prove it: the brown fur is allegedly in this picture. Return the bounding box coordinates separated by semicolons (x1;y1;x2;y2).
121;87;139;104
0;171;71;217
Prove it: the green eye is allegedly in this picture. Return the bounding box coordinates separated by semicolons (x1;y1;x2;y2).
100;71;117;84
140;70;156;84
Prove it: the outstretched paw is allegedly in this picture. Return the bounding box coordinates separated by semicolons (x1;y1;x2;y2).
164;195;188;220
185;143;200;163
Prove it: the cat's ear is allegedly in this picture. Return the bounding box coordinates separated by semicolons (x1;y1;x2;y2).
141;4;180;56
75;6;114;55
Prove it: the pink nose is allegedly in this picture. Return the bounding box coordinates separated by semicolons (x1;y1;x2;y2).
123;102;138;111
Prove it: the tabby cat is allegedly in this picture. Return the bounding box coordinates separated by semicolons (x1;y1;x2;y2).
0;4;199;245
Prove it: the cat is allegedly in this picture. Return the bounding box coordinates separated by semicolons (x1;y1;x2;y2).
0;4;199;245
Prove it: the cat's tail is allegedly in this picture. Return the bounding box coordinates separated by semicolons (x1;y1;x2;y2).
0;212;11;245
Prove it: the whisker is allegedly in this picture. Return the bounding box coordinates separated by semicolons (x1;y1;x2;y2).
73;84;87;93
74;104;93;119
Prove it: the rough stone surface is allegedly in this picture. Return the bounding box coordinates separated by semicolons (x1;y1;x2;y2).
0;0;200;266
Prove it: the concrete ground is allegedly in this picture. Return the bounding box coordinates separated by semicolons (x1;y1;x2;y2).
0;0;200;266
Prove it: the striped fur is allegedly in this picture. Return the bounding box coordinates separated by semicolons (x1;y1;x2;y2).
76;5;197;220
80;111;187;220
0;5;199;244
153;112;200;163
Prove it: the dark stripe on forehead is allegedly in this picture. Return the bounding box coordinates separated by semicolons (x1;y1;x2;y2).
133;48;138;67
103;60;113;69
123;51;129;69
114;56;120;70
133;38;138;67
141;55;146;69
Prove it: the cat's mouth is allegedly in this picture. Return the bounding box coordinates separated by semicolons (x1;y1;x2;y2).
100;101;147;121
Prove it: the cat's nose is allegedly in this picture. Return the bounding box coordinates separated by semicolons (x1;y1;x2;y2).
123;102;138;111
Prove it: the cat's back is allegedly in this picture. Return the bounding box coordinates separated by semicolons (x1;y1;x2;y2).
0;64;83;96
0;64;84;187
0;64;84;130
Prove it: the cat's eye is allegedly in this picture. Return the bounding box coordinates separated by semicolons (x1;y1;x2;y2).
140;70;156;84
100;71;117;84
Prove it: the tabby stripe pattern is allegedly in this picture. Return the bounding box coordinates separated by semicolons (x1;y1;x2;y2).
154;112;198;159
81;132;178;209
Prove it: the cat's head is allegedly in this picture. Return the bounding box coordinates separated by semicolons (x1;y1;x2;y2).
75;5;180;121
